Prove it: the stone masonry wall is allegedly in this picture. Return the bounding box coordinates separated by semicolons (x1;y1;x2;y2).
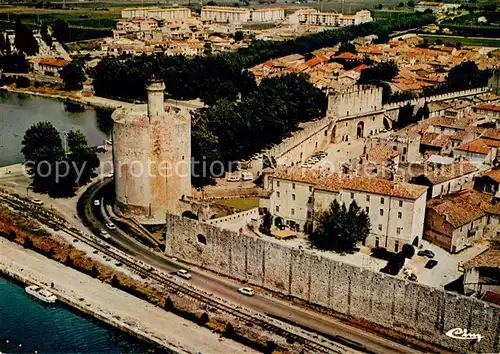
165;214;500;353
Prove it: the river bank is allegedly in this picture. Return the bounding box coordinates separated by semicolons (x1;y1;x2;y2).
0;85;132;111
0;238;258;354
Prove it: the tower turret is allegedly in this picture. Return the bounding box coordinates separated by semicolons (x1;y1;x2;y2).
146;79;165;119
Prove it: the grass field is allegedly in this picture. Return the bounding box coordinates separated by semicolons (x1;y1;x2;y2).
215;197;260;211
421;34;500;47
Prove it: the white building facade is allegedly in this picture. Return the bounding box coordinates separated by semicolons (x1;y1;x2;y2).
266;168;428;251
201;6;251;23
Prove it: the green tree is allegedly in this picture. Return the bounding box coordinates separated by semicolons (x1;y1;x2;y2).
67;129;99;186
309;200;370;253
0;33;9;53
338;41;356;54
110;274;120;287
447;61;489;90
377;4;383;9
40;23;53;47
402;244;415;259
60;62;86;90
398;2;405;7
164;296;173;311
14;18;39;55
407;0;415;7
52;19;70;43
259;210;273;235
223;323;235;337
234;30;244;42
358;61;399;85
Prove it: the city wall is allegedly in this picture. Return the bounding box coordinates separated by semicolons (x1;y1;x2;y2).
266;117;333;166
165;214;500;353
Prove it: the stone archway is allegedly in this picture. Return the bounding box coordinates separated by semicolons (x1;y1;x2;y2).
197;233;206;245
356;121;364;139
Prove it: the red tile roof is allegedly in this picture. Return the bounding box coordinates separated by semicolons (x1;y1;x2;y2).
463;249;500;270
353;64;368;73
422;162;477;185
427;197;485;228
269;167;427;200
39;58;68;67
456;138;492;155
476;104;500;112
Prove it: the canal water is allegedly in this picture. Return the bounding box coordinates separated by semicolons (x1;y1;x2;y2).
0;91;113;167
0;276;169;353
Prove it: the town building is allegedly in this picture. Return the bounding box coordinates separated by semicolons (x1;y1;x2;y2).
415;1;460;13
201;6;251;23
121;7;191;21
367;131;422;163
454;138;499;166
462;249;500;297
265;167;428;251
112;80;191;224
294;9;373;27
250;8;285;22
32;58;69;76
410;162;478;199
424;194;487;253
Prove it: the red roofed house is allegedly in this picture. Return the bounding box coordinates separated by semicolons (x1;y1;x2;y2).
37;58;69;77
462;249;500;296
454;138;498;165
353;64;368;73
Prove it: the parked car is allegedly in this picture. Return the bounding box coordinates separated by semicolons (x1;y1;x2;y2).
176;269;192;279
238;287;254;296
100;230;111;240
94;199;100;206
417;250;435;258
106;223;116;230
425;260;438;269
31;199;43;205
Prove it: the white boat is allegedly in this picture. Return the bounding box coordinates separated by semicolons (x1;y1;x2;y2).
25;285;57;303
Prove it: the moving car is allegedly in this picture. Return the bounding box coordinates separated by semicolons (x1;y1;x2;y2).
31;199;43;205
94;199;100;206
176;269;192;279
238;287;254;296
417;250;435;258
100;230;111;240
106;223;116;230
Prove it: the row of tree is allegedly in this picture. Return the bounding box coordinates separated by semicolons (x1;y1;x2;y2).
192;74;326;185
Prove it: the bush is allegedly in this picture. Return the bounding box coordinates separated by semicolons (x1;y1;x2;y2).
23;236;34;249
91;265;99;278
110;274;120;287
164;296;173;311
64;255;74;266
15;76;30;88
198;312;209;326
223;323;235;338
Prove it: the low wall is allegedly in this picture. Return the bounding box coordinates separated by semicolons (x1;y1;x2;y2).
165;214;500;353
206;207;259;226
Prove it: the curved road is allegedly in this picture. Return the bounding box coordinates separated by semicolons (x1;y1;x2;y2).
87;182;421;354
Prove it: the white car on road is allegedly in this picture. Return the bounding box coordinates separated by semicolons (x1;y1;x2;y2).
106;223;116;230
238;287;254;296
31;199;43;205
94;199;100;206
100;230;111;240
176;269;192;279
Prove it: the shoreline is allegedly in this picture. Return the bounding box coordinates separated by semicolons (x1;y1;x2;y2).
0;238;258;354
0;263;181;354
0;85;130;111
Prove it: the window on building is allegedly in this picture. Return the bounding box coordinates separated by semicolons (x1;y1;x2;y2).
291;208;295;215
292;194;296;201
398;212;402;219
365;206;369;213
276;206;279;212
300;152;303;159
380;209;384;216
351;192;354;199
292;183;295;190
308;197;312;203
277;191;280;198
277;181;280;187
378;224;382;231
324;130;327;136
309;186;313;192
381;197;384;204
399;200;403;207
397;227;401;235
394;240;399;253
307;211;312;218
375;237;380;248
366;195;370;202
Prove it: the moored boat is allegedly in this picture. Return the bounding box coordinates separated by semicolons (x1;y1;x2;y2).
25;285;57;304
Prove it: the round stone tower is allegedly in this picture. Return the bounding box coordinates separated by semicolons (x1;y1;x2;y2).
112;80;191;224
